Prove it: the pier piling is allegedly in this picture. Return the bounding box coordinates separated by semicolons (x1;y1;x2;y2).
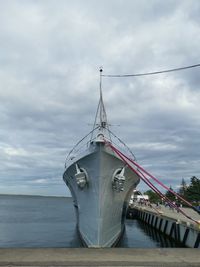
128;204;200;248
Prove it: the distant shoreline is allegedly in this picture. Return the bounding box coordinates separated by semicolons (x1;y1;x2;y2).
0;194;71;198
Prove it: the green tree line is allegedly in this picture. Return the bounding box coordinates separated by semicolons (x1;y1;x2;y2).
143;176;200;205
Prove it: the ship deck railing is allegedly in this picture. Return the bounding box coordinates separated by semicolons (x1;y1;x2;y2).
64;127;136;168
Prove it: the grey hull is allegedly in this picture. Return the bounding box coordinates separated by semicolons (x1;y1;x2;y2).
63;141;140;247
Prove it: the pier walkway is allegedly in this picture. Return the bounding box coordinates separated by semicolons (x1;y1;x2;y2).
128;203;200;248
131;203;200;228
0;248;200;267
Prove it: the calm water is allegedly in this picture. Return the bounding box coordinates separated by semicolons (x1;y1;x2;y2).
0;195;183;248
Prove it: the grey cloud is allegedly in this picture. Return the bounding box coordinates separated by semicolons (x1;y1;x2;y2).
0;0;200;196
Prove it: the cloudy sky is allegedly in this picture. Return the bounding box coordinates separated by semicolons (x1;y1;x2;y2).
1;0;200;196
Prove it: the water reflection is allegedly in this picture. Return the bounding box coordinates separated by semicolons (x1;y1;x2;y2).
118;219;185;248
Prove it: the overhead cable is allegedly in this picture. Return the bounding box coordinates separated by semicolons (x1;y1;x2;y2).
102;63;200;78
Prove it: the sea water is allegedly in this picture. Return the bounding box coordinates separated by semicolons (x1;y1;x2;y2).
0;195;183;248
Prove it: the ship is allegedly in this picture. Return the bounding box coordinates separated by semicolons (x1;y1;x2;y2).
63;69;140;247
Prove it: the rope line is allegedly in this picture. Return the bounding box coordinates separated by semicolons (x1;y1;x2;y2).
102;63;200;78
106;128;137;161
104;140;200;224
136;167;197;222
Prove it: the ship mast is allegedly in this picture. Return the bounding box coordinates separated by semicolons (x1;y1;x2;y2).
99;68;108;129
91;68;110;140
